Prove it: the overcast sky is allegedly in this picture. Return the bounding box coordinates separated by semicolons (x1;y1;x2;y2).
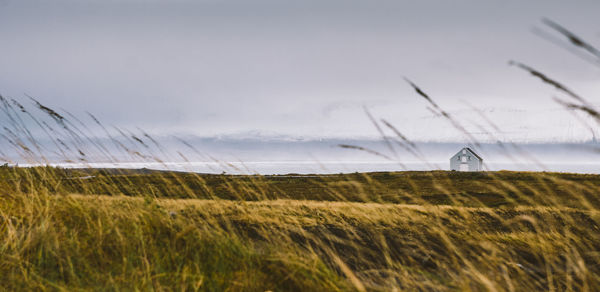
0;0;598;142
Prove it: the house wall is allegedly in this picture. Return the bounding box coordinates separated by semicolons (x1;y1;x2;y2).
450;149;482;171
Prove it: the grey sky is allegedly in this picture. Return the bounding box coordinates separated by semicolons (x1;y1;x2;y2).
0;0;598;141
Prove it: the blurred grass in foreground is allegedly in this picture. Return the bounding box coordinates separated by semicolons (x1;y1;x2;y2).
1;168;600;291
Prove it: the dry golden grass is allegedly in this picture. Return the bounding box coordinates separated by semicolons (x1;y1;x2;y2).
2;179;600;291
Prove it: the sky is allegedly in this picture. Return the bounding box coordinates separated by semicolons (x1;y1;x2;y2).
0;0;599;142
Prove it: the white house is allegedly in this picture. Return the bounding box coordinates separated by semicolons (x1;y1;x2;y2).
450;147;483;171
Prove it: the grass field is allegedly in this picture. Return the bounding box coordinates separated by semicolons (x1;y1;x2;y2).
1;167;600;291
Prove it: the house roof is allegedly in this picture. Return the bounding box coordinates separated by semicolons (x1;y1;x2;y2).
462;147;483;161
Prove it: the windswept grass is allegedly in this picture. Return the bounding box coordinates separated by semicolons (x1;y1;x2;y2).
1;168;600;291
3;167;600;208
0;192;346;291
